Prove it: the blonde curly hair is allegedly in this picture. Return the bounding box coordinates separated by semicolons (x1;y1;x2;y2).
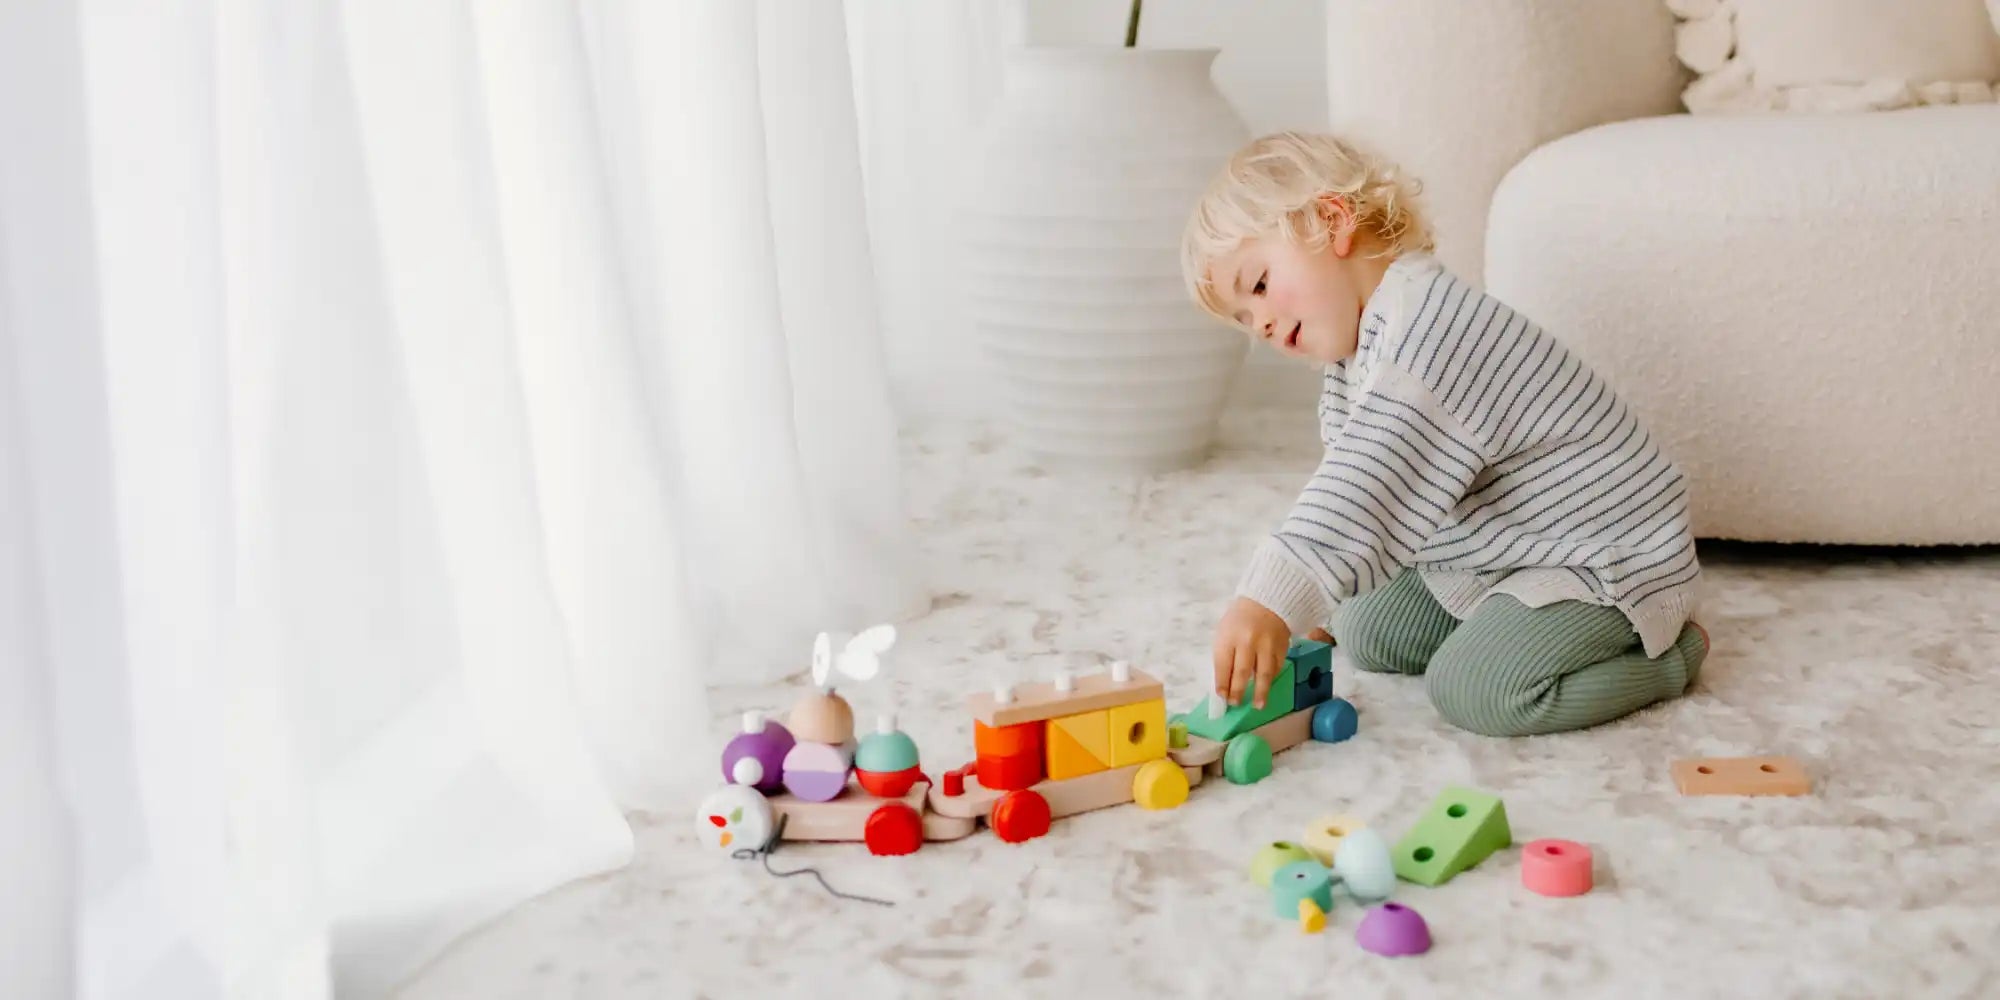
1181;131;1434;320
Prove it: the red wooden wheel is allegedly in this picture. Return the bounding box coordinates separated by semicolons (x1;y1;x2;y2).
990;789;1051;843
864;802;923;856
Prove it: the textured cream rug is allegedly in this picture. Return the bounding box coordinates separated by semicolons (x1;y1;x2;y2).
398;414;2000;1000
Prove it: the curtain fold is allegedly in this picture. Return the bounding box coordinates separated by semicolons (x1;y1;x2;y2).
2;0;960;996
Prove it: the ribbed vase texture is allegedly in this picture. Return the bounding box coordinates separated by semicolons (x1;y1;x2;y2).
963;48;1250;471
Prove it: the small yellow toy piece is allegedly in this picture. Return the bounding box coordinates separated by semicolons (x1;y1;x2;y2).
1298;897;1327;934
1131;759;1190;810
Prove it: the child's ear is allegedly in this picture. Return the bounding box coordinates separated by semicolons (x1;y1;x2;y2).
1316;194;1358;257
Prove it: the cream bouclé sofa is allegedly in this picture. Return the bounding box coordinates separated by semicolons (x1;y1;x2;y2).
1325;0;2000;545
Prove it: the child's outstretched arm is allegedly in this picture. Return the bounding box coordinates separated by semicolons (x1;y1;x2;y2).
1215;366;1487;708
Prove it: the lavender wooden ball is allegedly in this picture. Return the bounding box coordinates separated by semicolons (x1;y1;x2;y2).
721;711;795;794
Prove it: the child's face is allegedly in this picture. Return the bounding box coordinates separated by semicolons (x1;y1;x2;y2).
1207;201;1379;366
1210;237;1364;365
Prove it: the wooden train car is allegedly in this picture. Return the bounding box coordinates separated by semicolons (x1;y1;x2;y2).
921;638;1354;845
706;635;1356;856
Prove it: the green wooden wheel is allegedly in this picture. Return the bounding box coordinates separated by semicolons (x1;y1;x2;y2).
1222;732;1274;785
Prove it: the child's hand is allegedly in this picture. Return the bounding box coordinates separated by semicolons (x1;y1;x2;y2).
1213;596;1292;710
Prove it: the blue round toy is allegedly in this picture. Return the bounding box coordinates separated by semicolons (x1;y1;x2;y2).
1311;697;1359;743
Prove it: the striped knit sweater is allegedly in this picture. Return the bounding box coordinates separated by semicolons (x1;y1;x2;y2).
1238;253;1701;659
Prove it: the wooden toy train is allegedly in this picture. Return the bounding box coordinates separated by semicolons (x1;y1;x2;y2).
695;627;1358;856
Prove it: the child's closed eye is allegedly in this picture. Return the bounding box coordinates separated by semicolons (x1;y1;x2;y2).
1253;273;1267;295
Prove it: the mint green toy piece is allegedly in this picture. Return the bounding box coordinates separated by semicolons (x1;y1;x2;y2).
855;728;919;773
1222;732;1274;785
1392;786;1512;886
1269;861;1335;921
1184;662;1295;743
1332;828;1396;902
1249;840;1317;888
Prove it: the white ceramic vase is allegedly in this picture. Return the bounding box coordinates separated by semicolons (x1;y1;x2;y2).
962;48;1250;472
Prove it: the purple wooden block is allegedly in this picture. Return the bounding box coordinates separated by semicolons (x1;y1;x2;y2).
1355;902;1432;957
782;742;851;803
721;713;795;794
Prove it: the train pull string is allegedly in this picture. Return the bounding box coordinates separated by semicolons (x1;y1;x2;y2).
729;814;896;908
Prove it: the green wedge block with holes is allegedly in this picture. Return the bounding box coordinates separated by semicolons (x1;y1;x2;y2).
1392;786;1512;886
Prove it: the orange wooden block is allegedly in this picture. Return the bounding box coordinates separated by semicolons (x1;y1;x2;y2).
1046;717;1110;781
1671;756;1810;796
966;668;1165;728
974;719;1042;758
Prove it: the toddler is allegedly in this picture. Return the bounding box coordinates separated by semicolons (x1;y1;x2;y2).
1181;132;1708;737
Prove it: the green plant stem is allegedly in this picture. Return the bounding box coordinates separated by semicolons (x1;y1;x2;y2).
1124;0;1142;47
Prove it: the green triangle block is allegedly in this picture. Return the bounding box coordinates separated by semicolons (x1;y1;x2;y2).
1392;786;1511;886
1184;661;1295;742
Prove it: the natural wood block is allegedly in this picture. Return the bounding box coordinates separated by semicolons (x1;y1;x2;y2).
966;667;1164;728
770;778;974;843
1671;755;1810;796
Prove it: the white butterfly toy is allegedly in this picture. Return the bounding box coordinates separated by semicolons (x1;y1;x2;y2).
811;623;897;693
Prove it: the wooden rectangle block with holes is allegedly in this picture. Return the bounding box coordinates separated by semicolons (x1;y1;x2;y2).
966;668;1164;728
1671;756;1810;796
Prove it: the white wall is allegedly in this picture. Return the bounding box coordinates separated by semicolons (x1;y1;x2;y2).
881;0;1329;422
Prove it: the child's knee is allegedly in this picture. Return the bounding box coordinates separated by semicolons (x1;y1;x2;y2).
1424;655;1538;737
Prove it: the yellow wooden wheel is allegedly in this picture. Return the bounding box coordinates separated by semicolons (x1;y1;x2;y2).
1132;758;1190;810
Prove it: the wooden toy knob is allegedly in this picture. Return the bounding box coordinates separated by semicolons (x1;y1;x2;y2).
740;709;764;734
1052;669;1074;693
992;682;1015;705
789;691;855;746
1110;660;1131;683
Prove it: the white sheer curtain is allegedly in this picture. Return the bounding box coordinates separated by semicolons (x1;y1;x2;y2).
0;0;937;997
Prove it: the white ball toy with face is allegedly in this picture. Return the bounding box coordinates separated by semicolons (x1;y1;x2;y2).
694;783;774;853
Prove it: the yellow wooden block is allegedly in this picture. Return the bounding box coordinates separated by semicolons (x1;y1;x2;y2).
1048;709;1113;769
1107;698;1166;767
1045;716;1109;780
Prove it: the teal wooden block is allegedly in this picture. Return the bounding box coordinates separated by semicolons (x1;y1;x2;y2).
1288;639;1333;709
1269;861;1335;922
1392;786;1511;886
1287;638;1333;676
1184;662;1295;743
